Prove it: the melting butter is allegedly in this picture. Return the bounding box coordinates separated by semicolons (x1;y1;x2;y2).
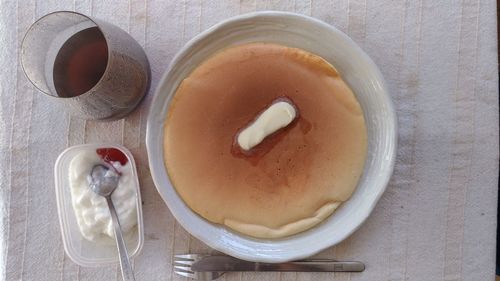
237;100;297;150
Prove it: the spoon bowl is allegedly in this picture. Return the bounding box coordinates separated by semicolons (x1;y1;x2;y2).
89;164;120;197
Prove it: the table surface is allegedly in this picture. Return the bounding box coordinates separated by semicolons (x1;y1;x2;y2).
1;1;498;280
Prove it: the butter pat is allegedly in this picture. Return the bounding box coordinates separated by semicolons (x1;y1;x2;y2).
237;100;297;150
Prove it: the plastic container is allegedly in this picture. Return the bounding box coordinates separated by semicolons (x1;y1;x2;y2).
54;143;144;267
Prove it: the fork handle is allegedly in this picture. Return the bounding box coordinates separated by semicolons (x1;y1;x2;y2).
191;256;365;272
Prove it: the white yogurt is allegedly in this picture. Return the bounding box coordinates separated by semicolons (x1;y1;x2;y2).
68;150;137;241
237;100;297;150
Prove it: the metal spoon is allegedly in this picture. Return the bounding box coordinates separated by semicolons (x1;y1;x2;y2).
89;164;135;281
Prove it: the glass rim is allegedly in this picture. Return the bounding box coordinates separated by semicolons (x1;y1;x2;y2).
20;10;111;99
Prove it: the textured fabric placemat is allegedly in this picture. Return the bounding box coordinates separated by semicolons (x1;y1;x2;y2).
0;1;498;280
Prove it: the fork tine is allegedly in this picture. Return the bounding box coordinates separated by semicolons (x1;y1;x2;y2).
174;254;197;259
174;259;194;266
174;265;193;272
174;270;196;279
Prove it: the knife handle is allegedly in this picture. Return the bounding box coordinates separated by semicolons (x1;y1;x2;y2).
191;256;365;272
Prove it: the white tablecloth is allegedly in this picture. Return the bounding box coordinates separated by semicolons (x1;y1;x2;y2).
1;1;498;280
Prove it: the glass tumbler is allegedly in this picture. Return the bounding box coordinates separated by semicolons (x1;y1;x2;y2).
21;11;150;121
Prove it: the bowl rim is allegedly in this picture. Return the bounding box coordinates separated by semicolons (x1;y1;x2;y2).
146;11;397;262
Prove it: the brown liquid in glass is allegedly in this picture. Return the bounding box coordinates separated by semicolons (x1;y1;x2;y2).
53;27;108;97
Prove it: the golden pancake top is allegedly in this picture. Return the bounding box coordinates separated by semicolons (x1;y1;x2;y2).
163;43;367;238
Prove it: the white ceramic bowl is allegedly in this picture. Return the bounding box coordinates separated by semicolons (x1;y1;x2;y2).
146;11;396;263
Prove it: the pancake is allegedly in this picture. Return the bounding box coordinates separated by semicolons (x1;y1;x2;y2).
163;43;367;238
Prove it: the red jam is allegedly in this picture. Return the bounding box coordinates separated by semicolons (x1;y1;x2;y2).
96;148;128;166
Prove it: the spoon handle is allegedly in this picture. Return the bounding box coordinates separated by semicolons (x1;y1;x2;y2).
106;196;135;281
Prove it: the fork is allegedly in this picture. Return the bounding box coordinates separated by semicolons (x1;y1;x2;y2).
174;255;225;280
174;254;365;280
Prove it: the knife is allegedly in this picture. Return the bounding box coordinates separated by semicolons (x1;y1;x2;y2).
191;255;365;272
